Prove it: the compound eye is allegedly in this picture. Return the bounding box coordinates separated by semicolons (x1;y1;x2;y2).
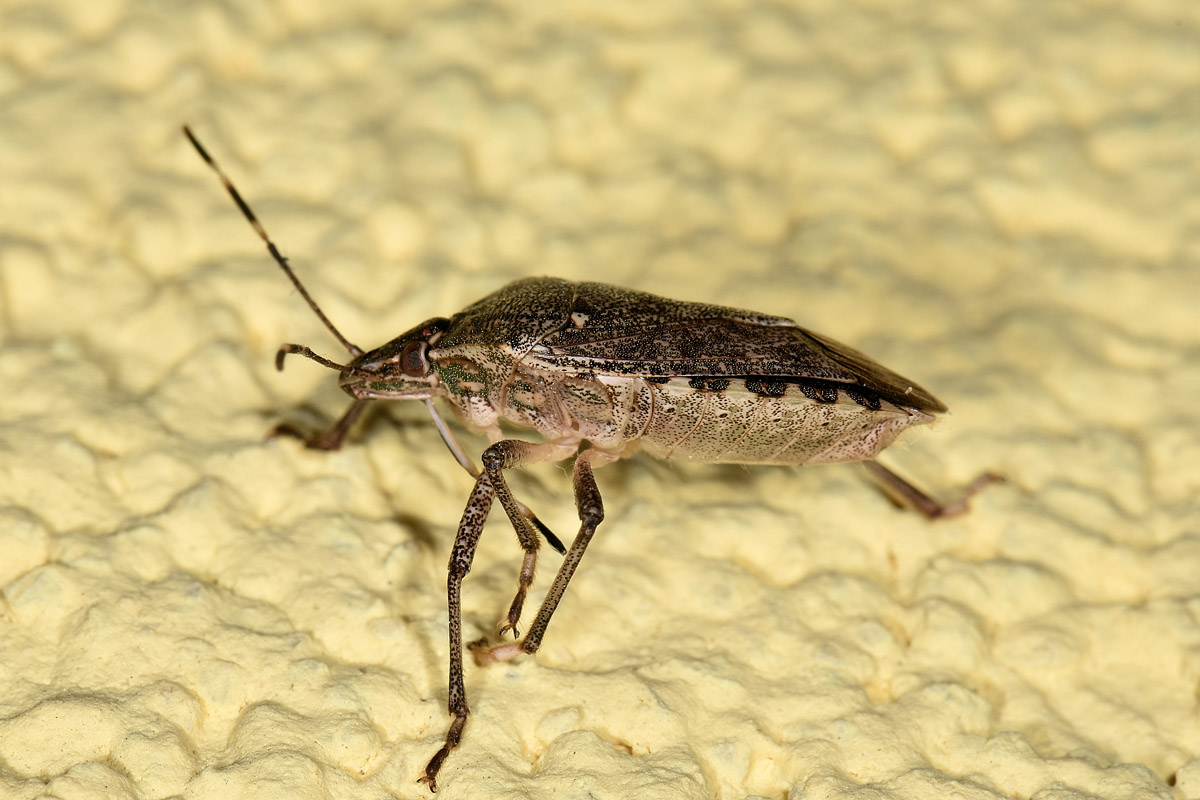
400;341;429;377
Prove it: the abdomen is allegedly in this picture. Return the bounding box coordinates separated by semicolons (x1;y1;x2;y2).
498;370;934;465
632;377;934;466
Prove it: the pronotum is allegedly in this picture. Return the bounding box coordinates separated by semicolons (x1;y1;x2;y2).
184;126;999;791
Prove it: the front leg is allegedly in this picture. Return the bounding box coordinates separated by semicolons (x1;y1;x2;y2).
420;470;495;792
420;439;576;791
271;398;370;451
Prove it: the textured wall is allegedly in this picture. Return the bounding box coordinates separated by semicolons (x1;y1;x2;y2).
0;1;1196;799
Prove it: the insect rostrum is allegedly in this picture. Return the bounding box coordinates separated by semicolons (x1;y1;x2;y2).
184;126;998;791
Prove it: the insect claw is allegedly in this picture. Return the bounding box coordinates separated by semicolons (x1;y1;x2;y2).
502;584;530;639
942;471;1006;516
421;713;466;792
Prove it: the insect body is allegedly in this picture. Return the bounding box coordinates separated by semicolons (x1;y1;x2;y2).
184;127;998;791
349;276;948;465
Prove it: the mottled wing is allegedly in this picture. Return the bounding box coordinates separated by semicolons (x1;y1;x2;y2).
532;282;947;413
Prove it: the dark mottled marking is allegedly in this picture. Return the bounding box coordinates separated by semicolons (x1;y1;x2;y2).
441;356;481;372
745;378;787;397
570;295;596;316
846;389;882;410
645;376;670;384
800;383;839;403
687;377;729;391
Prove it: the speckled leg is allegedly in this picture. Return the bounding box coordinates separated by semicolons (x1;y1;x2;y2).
480;440;577;638
425;401;567;555
863;459;1003;519
420;469;495;792
477;448;614;664
421;440;577;791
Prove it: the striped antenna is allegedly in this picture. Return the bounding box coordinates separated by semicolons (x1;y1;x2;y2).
183;125;363;358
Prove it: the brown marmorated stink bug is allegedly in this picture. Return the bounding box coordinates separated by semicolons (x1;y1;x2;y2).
184;126;1000;791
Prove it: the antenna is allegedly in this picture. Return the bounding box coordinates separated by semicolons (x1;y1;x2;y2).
183;125;363;358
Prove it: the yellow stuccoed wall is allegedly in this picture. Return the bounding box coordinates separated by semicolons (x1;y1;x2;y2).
0;2;1196;799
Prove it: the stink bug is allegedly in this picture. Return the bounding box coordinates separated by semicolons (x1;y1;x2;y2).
184;126;999;791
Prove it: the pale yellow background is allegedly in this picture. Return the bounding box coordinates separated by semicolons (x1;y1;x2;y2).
1;1;1196;799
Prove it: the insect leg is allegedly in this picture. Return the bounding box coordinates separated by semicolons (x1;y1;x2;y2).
420;469;495;792
477;448;614;664
424;399;478;474
479;440;577;639
270;398;370;451
424;401;566;554
863;460;1003;519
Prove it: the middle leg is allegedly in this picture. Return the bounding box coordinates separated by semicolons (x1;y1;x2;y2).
478;447;616;664
479;439;578;638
